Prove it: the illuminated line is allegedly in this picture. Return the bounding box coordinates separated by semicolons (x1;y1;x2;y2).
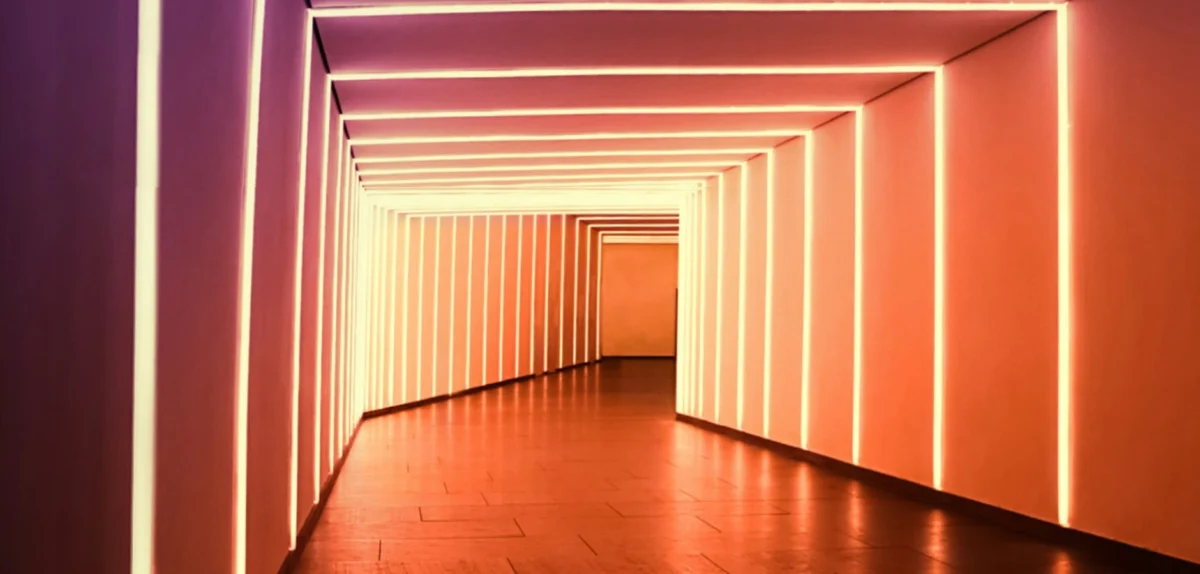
1056;5;1072;528
697;184;708;418
234;0;267;569
131;0;162;569
543;214;551;373
364;174;714;187
354;149;769;164
559;215;567;369
343;105;854;121
499;216;507;379
482;216;491;385
583;225;592;362
415;217;425;398
933;67;947;491
465;216;474;389
801;136;815;449
387;212;398;406
432;216;441;397
287;14;314;548
515;217;524;376
311;81;332;501
736;163;749;431
714;174;725;422
327;131;345;466
352;130;800;146
763;150;775;437
315;3;1060;18
530;216;539;374
852;107;864;465
332;65;939;81
448;216;458;395
594;235;602;360
400;217;411;401
359;161;735;176
572;219;580;365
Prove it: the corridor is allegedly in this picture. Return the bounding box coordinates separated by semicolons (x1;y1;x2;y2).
297;360;1114;573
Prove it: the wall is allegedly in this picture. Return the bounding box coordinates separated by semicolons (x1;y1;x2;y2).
676;2;1200;564
599;243;680;357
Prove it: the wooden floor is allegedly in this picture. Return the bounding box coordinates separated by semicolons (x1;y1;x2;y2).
296;359;1119;573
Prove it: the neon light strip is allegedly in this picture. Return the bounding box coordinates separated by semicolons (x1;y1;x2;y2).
387;212;399;405
343;105;854;121
736;163;749;430
401;217;411;401
713;173;725;422
530;217;539;373
331;65;939;81
431;216;441;396
314;3;1062;18
515;217;524;376
697;186;707;417
559;215;567;369
352;130;800;145
448;216;458;394
311;81;332;501
852;107;864;465
327;132;345;465
543;214;551;373
594;235;602;360
234;0;267;569
415;217;425;398
481;216;490;386
365;174;713;187
763;150;775;437
1056;5;1072;528
801;135;815;449
498;216;507;379
572;219;580;365
355;149;769;164
932;67;947;491
359;161;734;176
131;0;161;569
465;217;475;389
583;225;592;362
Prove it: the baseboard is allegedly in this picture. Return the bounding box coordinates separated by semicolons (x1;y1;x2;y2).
278;364;591;573
675;413;1200;573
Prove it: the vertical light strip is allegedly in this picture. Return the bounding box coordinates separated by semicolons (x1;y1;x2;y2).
763;151;776;437
311;80;331;502
415;217;425;398
530;217;538;373
583;225;592;362
714;174;725;422
432;217;441;396
1055;5;1073;528
448;216;457;394
387;212;398;406
499;216;507;379
697;185;707;417
852;107;865;465
594;238;602;360
234;0;267;569
400;217;411;402
801;136;816;449
465;216;475;389
572;219;580;365
515;217;524;375
736;163;749;430
482;216;491;385
327;131;344;468
543;214;551;372
559;215;567;369
131;0;161;570
286;15;314;546
932;67;947;491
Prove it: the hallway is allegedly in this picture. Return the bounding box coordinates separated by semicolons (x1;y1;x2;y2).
298;360;1113;574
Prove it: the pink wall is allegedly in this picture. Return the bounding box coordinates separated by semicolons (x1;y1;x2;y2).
806;115;856;462
942;14;1058;522
859;74;935;487
765;138;807;446
739;155;770;437
2;2;137;571
599;243;680;357
1069;0;1200;561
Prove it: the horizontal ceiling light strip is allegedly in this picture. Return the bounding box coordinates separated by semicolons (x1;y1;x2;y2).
362;173;714;186
351;131;800;145
314;3;1063;18
353;149;768;164
330;66;936;82
358;161;734;176
342;105;854;121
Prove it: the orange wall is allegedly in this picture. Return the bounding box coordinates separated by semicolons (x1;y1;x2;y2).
699;177;721;422
599;243;680;356
765;138;806;446
739;155;769;437
716;167;742;429
1069;0;1200;561
807;115;856;462
942;14;1058;522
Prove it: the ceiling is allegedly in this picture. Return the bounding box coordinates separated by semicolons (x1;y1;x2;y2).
310;1;1061;198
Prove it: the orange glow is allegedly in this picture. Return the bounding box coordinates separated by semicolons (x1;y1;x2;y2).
315;3;1061;18
448;215;459;394
499;216;508;378
583;224;592;362
481;216;491;386
572;219;580;365
852;106;864;466
933;66;947;491
358;161;733;176
543;214;551;373
1056;5;1072;528
132;0;161;569
351;130;800;146
736;162;749;431
354;149;768;164
234;0;266;568
331;65;940;81
530;217;538;374
342;104;854;121
801;134;815;450
515;216;524;375
558;214;567;368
